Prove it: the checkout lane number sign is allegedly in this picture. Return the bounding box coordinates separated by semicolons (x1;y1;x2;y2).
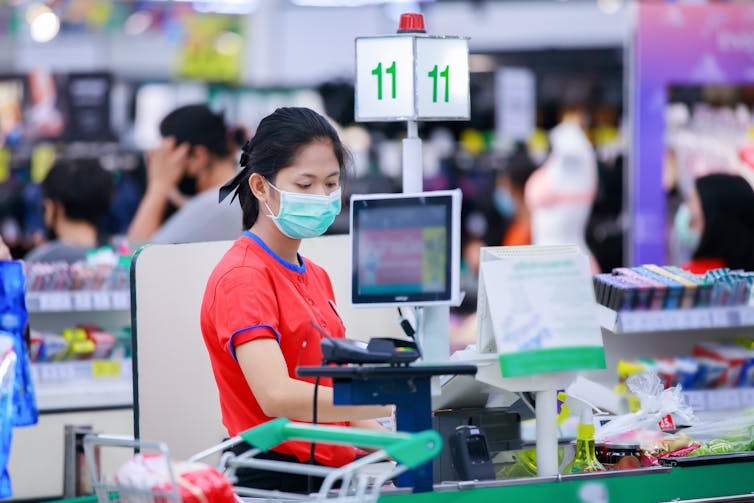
355;36;470;122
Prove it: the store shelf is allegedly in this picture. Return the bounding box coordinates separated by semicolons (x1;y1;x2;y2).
31;358;132;411
598;304;754;334
26;290;131;313
682;388;754;412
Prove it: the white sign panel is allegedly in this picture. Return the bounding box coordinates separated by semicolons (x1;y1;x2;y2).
496;67;536;144
477;246;605;378
355;35;470;122
415;37;470;119
355;37;414;120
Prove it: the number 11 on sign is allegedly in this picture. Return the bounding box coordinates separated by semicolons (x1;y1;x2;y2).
371;61;397;100
428;65;450;103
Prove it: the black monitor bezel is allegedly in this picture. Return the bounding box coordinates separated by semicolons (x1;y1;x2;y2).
350;192;455;306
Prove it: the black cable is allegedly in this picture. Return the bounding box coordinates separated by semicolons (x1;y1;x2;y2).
308;374;321;494
397;307;416;339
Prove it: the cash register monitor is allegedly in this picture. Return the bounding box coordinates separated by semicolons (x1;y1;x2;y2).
350;189;462;307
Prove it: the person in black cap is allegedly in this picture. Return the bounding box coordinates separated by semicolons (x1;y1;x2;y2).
127;104;246;244
202;107;390;494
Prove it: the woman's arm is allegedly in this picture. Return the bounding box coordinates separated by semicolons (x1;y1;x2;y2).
236;339;392;422
350;419;389;431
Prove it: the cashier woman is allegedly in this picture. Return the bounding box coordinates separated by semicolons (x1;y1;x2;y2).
200;107;391;493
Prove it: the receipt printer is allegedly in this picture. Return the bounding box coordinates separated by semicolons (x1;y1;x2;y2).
432;408;521;483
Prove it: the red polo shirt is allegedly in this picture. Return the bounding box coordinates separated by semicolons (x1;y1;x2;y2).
200;231;356;467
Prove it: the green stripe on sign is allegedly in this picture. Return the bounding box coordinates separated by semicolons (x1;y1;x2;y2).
498;346;606;378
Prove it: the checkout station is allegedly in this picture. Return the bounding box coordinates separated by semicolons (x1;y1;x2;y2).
115;13;754;503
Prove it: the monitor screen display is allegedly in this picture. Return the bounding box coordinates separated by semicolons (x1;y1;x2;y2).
350;190;461;306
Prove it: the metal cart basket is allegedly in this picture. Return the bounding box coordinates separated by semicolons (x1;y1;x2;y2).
84;418;442;503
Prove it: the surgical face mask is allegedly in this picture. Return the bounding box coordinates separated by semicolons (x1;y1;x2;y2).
494;188;517;218
264;182;341;239
673;203;701;251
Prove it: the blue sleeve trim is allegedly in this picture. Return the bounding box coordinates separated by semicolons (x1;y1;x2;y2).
228;324;281;361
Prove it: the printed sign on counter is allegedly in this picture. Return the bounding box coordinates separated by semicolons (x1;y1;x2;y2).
477;246;605;378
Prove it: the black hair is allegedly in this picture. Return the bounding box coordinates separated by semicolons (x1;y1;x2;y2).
694;173;754;271
159;104;243;157
234;107;349;229
42;158;113;226
499;143;538;191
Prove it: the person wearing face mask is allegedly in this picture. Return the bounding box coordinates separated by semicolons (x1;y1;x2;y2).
127;104;245;245
200;108;391;493
677;173;754;274
494;144;538;247
24;159;113;263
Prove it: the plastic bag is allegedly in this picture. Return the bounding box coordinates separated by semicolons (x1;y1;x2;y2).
115;453;236;503
680;411;754;456
0;261;37;426
595;372;696;444
0;335;17;499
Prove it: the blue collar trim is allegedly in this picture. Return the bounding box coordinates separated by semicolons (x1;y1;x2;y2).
243;231;306;274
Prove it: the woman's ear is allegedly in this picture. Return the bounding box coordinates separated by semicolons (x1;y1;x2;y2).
248;173;268;201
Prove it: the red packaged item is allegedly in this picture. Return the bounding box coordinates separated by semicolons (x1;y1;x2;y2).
692;343;754;388
115;453;235;502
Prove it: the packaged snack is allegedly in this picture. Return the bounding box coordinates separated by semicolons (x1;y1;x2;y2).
690;357;728;389
673;357;699;389
643;265;697;309
28;331;43;363
38;333;68;362
81;326;116;359
693;343;754;388
635;267;684;309
110;327;132;359
613;267;668;310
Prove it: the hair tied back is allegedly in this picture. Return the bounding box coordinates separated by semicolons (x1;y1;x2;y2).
239;139;253;167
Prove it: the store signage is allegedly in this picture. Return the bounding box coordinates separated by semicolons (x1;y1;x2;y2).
477;246;605;378
355;36;469;121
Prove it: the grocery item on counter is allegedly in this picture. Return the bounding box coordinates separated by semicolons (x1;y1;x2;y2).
114;453;235;503
564;409;605;474
594;442;641;467
596;372;695;445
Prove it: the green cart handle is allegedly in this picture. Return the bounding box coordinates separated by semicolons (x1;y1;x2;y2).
238;418;442;470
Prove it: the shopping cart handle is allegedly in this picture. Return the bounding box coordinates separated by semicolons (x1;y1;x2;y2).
238;418;442;469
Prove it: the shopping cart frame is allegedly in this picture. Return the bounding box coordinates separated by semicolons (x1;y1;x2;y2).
83;434;183;502
85;418;442;502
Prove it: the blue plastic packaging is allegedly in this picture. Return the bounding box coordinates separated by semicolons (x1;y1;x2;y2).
0;335;16;499
0;261;38;426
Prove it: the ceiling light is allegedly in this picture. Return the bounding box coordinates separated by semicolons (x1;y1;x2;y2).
27;4;60;43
